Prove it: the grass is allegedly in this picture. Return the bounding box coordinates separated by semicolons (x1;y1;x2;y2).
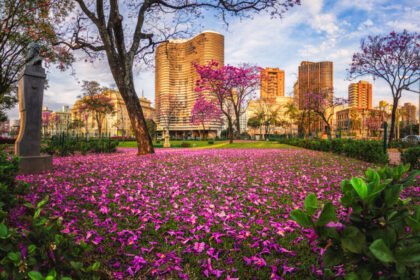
118;140;295;149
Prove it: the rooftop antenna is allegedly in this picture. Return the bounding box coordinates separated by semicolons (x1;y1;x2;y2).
141;89;144;98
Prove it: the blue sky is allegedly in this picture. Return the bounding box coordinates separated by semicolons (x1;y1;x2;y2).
7;0;420;120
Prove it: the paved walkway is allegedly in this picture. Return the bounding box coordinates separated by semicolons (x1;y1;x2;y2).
388;149;401;165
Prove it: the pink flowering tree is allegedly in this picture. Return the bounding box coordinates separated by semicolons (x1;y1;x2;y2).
191;94;222;139
195;61;260;142
349;30;419;144
303;89;347;140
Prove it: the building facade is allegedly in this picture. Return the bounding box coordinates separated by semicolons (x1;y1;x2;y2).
155;31;224;139
70;89;155;137
260;68;285;102
400;102;417;125
348;80;372;109
336;108;386;138
297;61;333;110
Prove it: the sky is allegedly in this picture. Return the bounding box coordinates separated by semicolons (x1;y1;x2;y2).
6;0;420;120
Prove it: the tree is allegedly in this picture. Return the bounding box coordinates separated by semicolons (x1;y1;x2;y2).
146;119;157;141
55;1;299;154
0;0;73;120
68;119;85;134
349;30;419;144
303;89;347;140
159;94;183;139
195;61;260;142
79;81;114;137
284;101;299;136
191;94;222;139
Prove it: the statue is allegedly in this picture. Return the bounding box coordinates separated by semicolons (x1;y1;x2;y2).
15;41;52;173
25;42;43;66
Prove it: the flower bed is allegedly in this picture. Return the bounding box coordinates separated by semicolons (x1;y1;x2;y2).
17;149;419;279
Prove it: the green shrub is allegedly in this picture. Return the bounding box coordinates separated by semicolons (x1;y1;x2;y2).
43;135;118;156
208;140;214;145
180;142;192;148
279;138;388;164
0;149;102;279
291;165;420;279
401;146;420;170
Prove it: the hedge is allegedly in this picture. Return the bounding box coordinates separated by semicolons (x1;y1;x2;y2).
401;146;420;170
279;138;389;164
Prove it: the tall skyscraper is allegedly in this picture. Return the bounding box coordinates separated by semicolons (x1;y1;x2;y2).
155;31;224;138
260;68;285;101
297;61;333;109
401;102;417;125
348;80;372;109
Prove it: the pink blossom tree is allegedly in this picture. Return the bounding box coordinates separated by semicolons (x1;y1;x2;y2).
191;94;222;139
349;30;419;144
194;61;260;142
303;89;347;140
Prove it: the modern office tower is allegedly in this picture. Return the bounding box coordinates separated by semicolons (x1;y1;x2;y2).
401;102;417;125
348;80;372;109
260;68;285;101
155;31;224;138
297;61;333;110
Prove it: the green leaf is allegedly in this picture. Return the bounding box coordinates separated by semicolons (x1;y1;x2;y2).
341;226;366;253
369;239;395;263
28;244;37;254
7;251;21;263
36;195;49;209
24;202;35;209
395;244;420;264
0;223;8;239
34;208;42;219
70;261;83;270
28;271;44;280
303;193;318;215
350;177;368;201
316;202;336;226
61;278;72;280
344;272;359;280
290;209;313;228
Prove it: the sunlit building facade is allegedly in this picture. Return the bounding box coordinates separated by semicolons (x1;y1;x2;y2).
70;90;155;137
348;80;372;109
298;61;333;110
400;102;417;125
260;68;285;102
155;31;224;139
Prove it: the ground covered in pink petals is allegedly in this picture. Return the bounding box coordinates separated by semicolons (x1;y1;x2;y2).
16;148;417;279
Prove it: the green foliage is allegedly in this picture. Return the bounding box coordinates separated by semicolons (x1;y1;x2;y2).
207;140;214;145
401;146;420;170
279;138;389;164
180;142;192;148
290;165;420;279
42;134;118;156
0;150;102;279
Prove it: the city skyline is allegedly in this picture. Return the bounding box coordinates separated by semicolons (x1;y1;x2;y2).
5;0;419;120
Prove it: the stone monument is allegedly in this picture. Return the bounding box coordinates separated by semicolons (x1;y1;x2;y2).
163;129;171;148
15;42;52;174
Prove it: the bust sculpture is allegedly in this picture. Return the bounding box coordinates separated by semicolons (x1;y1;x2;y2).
25;42;43;66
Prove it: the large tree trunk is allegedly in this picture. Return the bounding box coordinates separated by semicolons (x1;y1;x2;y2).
234;110;241;139
227;116;234;144
115;73;154;155
388;97;400;146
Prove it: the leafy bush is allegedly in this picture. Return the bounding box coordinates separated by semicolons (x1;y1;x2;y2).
207;140;214;145
180;142;192;148
279;138;388;164
401;146;420;170
389;140;417;149
0;150;102;279
291;165;420;279
0;137;15;145
42;135;118;156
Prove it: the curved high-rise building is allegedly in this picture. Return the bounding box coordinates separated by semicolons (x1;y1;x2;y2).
298;61;333;110
155;31;224;138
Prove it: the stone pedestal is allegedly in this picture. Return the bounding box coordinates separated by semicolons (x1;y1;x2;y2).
19;155;52;174
163;134;171;148
15;64;52;174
